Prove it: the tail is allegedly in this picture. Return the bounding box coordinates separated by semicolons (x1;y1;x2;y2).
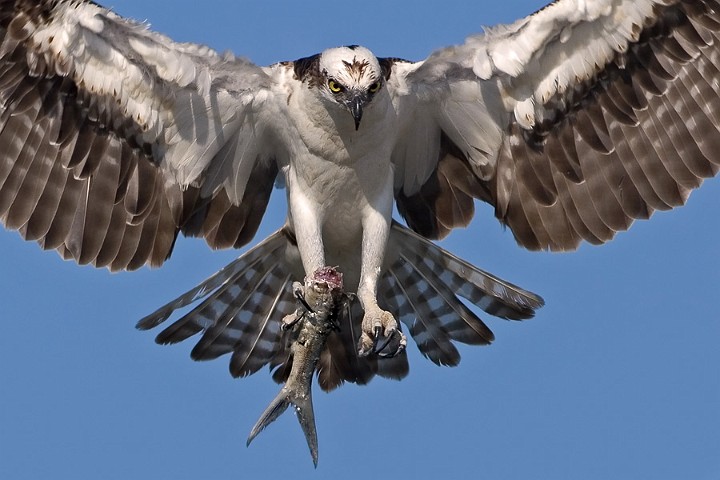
390;223;544;318
247;384;318;467
384;223;544;366
135;225;411;394
136;228;300;374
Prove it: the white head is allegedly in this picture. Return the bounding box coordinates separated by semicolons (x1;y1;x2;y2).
315;45;385;130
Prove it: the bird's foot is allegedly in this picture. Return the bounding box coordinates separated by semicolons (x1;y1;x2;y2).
358;307;406;357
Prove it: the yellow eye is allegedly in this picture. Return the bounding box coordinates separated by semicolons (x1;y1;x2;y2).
328;80;343;93
368;81;381;93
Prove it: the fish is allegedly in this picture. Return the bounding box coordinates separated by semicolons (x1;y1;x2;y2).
246;266;375;467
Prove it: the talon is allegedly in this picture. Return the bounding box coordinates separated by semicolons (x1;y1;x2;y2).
375;329;407;357
358;307;404;357
374;331;393;354
295;291;314;314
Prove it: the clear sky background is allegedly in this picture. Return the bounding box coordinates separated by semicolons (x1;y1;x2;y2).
1;1;718;479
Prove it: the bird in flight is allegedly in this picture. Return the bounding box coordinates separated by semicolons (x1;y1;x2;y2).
0;0;718;397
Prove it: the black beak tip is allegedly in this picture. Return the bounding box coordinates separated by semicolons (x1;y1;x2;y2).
349;96;364;131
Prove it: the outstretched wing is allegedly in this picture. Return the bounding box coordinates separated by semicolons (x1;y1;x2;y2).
0;0;287;270
389;0;720;249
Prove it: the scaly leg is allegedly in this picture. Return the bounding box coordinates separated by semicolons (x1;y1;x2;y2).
356;188;406;357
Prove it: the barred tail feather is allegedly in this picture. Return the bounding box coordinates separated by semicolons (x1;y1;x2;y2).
385;223;544;366
136;229;288;331
392;250;495;345
152;257;281;352
188;262;287;362
135;228;300;374
383;270;461;366
229;274;294;378
390;223;544;319
136;223;543;390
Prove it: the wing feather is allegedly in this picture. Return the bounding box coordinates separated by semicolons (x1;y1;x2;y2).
77;138;121;264
0;0;286;270
7;123;58;230
41;158;83;250
390;0;720;251
93;202;129;268
1;103;50;225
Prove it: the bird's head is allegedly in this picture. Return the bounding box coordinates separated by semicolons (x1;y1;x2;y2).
317;46;384;130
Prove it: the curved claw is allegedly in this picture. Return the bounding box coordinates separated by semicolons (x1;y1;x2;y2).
358;309;405;357
373;328;393;354
295;290;315;314
375;330;407;358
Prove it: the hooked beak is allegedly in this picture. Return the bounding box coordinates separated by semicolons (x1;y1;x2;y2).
348;93;367;131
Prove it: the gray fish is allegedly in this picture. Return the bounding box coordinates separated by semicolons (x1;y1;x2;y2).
246;266;350;467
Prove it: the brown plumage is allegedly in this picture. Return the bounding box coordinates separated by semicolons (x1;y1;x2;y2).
0;0;277;271
489;1;720;250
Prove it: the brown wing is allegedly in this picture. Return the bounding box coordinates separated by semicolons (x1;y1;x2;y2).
394;0;720;250
0;0;281;270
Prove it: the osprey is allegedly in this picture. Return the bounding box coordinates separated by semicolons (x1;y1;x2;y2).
0;0;718;399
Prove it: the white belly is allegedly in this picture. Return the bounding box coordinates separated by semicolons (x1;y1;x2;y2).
281;81;398;290
285;149;394;291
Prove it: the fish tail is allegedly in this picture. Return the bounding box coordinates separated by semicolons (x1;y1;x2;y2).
247;384;318;467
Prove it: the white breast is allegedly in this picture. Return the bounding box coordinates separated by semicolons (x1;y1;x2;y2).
282;81;398;286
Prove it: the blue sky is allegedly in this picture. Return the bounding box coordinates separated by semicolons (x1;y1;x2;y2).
1;1;718;479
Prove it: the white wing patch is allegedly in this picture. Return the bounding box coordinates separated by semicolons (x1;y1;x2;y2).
392;0;691;184
15;1;280;192
479;0;658;128
0;0;285;269
22;4;169;138
389;0;720;252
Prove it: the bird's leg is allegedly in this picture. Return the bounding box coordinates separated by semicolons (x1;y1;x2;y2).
356;198;407;357
357;284;406;357
357;286;407;358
